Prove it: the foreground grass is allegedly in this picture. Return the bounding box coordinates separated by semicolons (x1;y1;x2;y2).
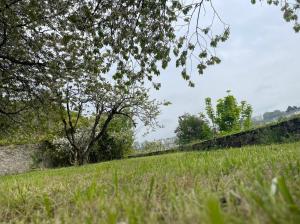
1;143;300;223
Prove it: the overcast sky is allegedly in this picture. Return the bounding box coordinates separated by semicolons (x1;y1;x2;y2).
136;0;300;142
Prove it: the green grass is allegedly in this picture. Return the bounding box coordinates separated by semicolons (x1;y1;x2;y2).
1;142;300;223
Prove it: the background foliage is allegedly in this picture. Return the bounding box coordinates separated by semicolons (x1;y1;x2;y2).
175;113;212;145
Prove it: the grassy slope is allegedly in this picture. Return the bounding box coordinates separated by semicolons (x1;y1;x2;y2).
1;143;300;223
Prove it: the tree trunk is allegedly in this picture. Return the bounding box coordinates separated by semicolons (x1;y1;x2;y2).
73;150;86;166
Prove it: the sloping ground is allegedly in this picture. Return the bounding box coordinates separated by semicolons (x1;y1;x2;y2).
0;142;299;223
1;117;299;176
0;144;38;176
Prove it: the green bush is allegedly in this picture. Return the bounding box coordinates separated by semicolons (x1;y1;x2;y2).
88;132;132;163
175;113;213;145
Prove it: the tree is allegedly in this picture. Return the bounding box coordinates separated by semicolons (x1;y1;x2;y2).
240;101;253;130
138;140;164;152
35;115;134;167
251;0;300;32
87;116;134;163
205;97;217;135
286;106;300;113
0;94;63;145
205;91;253;133
263;110;284;121
2;0;298;116
53;78;161;165
175;113;212;145
216;93;241;132
0;0;224;115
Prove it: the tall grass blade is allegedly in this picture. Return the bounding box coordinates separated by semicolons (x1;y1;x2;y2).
206;196;224;224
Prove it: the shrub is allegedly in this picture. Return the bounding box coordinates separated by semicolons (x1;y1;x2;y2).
88;132;132;162
175;113;213;145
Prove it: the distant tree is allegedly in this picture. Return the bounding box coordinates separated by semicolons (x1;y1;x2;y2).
139;140;164;152
215;92;241;132
286;106;300;113
175;113;212;145
205;97;217;135
240;100;253;130
205;91;253;133
263;110;284;121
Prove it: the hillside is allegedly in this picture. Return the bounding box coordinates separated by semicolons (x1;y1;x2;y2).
1;142;300;223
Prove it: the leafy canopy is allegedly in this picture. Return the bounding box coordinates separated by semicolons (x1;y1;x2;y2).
0;0;298;116
205;91;253;133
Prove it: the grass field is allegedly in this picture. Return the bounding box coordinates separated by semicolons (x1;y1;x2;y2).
1;142;300;223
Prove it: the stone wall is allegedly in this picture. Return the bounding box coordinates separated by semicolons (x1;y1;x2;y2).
0;144;38;176
189;117;300;151
130;117;300;158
